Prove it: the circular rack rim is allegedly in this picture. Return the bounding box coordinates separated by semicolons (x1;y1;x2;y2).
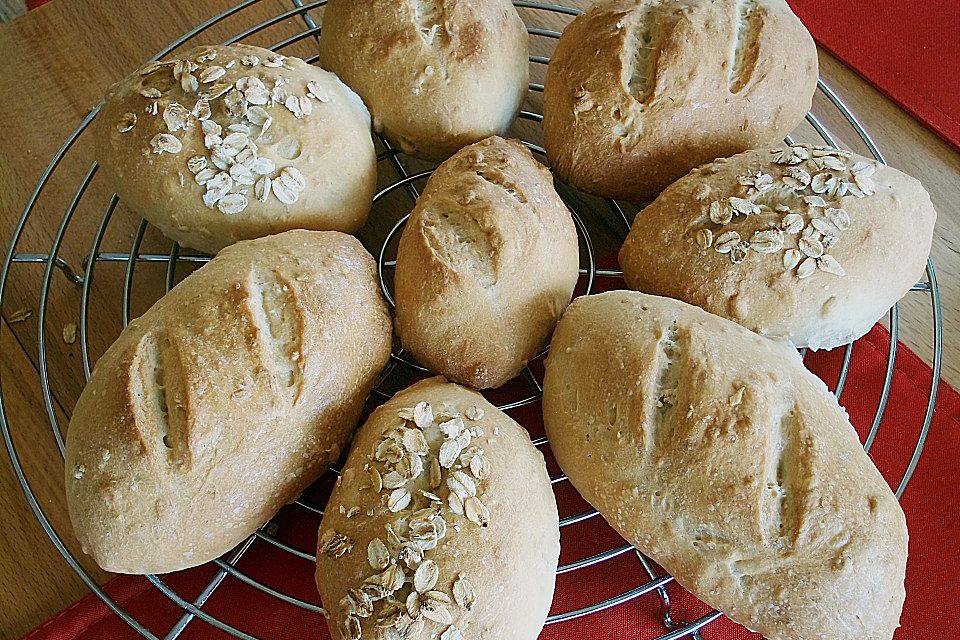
0;1;943;639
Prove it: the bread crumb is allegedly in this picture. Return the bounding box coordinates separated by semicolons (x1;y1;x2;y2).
7;307;31;323
63;322;77;344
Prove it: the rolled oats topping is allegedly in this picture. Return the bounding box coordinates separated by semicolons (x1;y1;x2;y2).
714;231;740;255
229;162;256;186
367;538;390;571
782;166;811;189
193;98;212;121
729;240;749;265
771;146;810;165
749;229;784;254
796;256;817;279
162;102;192;132
126;46;330;216
738;172;773;195
696;228;713;250
116;112;138;133
783;248;802;271
798;236;824;259
780;213;804;234
440;625;463;640
810;217;839;236
216;192;248;215
320;400;495;640
452;576;475;611
464;496;490;527
200;80;234;101
150;133;182;155
199;65;226;83
817;254;846;276
825;207;850;230
319;530;355;559
693;145;872;278
194;167;216;186
709;200;733;225
187;155;207;174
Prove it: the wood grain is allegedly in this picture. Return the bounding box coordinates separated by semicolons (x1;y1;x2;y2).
0;0;956;638
0;320;110;637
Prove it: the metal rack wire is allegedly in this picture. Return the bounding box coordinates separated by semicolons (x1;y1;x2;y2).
0;1;943;639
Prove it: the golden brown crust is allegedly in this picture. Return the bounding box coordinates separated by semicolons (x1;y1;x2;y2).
95;44;377;254
542;0;817;202
318;0;529;160
65;230;392;574
543;291;907;640
618;145;937;350
315;377;559;640
394;137;579;389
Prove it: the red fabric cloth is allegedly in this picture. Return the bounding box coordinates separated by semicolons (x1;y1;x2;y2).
22;265;960;639
788;0;960;150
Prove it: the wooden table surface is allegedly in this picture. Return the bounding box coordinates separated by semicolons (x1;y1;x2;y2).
0;0;958;638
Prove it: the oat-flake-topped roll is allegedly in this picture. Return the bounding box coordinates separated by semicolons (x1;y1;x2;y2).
95;43;377;254
618;145;936;350
318;0;529;161
315;377;559;640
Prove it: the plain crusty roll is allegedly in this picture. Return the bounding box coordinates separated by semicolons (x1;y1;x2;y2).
543;291;908;640
542;0;817;202
619;145;937;350
65;230;392;574
96;43;377;254
394;136;579;389
318;0;529;160
315;377;559;640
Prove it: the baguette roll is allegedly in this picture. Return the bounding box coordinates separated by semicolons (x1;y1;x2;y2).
315;377;559;640
318;0;529;160
65;230;392;574
619;145;937;350
395;136;579;389
543;0;817;202
543;290;908;640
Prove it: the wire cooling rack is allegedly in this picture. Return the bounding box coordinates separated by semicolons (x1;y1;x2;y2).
0;1;944;639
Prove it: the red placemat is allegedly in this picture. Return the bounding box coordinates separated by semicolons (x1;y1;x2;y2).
789;0;960;150
22;266;960;639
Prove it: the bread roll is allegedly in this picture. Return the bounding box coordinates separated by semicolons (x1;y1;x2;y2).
65;231;392;574
619;145;936;350
318;0;529;160
542;0;817;202
543;290;907;640
394;137;579;389
315;377;559;640
96;44;377;254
